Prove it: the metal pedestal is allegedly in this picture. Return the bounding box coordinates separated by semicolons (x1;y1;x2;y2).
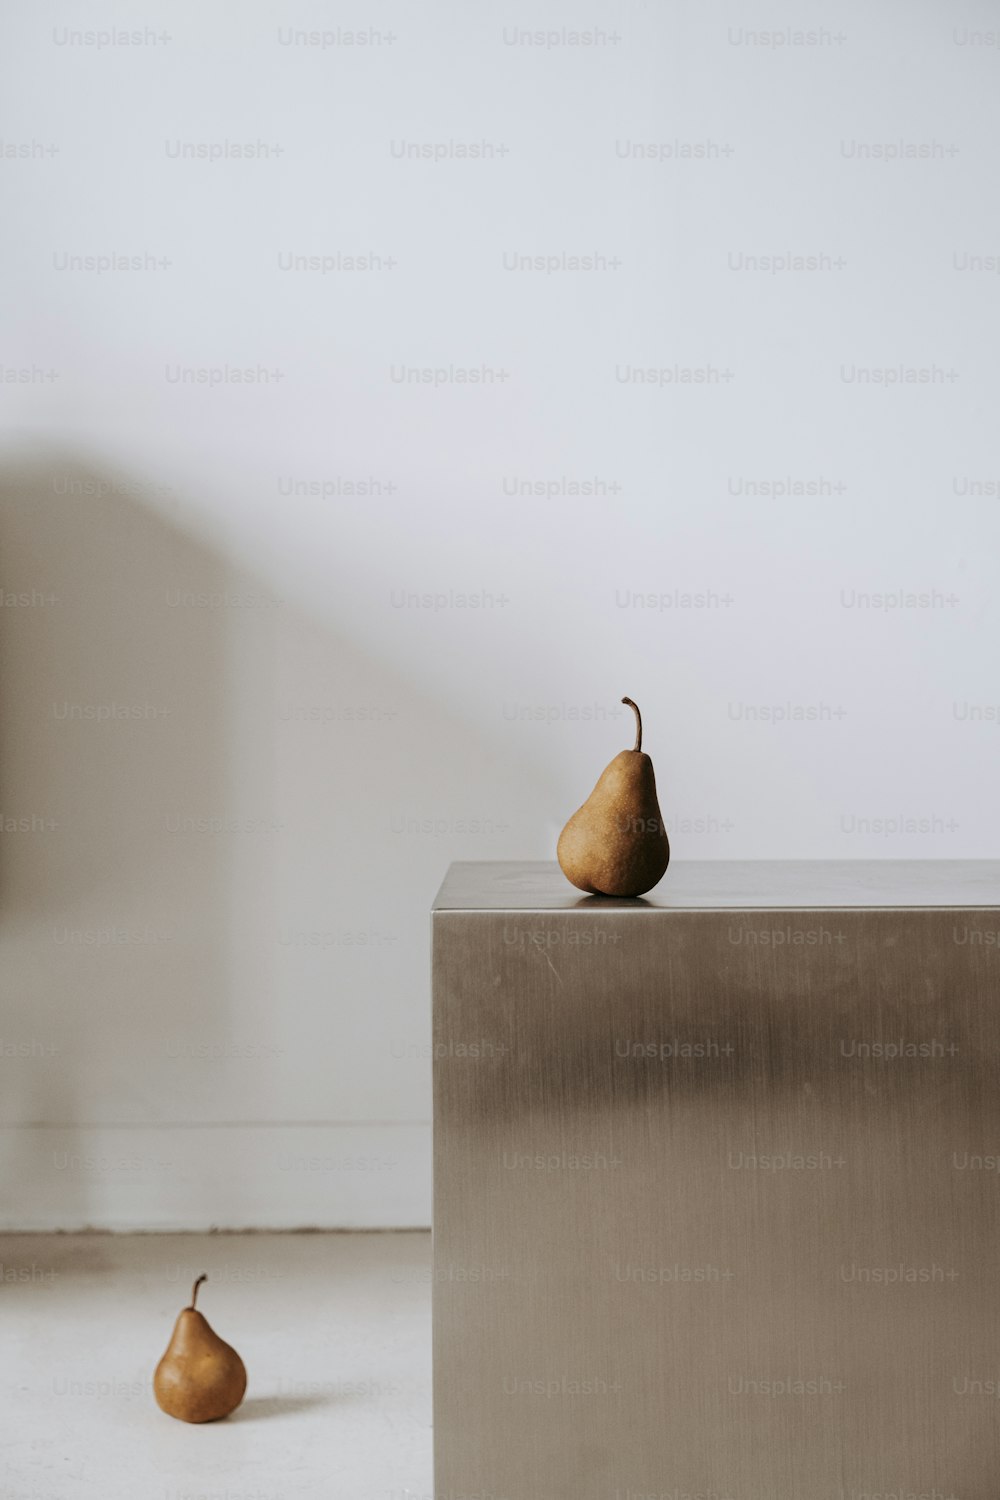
432;860;1000;1500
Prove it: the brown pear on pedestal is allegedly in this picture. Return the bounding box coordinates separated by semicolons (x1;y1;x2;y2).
557;697;670;897
153;1274;247;1423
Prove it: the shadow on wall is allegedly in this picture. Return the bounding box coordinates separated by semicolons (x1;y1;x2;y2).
0;450;243;1227
0;447;558;1230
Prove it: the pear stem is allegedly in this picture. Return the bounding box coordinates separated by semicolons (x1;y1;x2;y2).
190;1273;207;1310
622;697;642;753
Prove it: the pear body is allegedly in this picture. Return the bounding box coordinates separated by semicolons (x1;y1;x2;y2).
153;1307;247;1423
557;748;670;897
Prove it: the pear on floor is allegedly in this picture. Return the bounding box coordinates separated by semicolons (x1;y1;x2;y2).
557;697;670;897
153;1274;247;1422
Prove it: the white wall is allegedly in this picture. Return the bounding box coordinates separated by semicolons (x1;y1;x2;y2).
2;0;998;1229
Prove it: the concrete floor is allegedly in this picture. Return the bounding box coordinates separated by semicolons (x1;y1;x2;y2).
1;1232;432;1499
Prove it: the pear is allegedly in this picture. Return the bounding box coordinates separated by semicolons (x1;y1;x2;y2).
153;1274;247;1423
557;697;670;897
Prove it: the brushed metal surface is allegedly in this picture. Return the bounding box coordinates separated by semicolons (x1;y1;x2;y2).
433;862;1000;1500
435;858;1000;911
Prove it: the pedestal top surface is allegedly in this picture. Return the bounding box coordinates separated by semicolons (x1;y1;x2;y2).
433;859;1000;912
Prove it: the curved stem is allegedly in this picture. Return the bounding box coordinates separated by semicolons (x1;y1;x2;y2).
190;1273;207;1310
621;697;642;752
